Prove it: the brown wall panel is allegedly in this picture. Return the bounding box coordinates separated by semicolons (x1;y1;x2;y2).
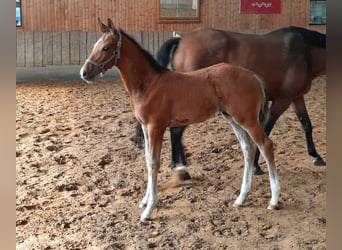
18;0;326;32
16;1;326;67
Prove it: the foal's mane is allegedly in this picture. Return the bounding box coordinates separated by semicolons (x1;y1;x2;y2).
121;30;168;74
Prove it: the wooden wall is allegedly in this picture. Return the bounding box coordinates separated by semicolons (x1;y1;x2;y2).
18;0;326;32
16;31;173;67
16;0;326;67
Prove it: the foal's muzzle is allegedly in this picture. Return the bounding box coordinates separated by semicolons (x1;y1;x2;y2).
80;64;99;83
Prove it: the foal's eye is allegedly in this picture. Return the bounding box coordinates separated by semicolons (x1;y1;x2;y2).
103;47;109;52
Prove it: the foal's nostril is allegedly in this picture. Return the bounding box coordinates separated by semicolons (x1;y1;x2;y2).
82;70;87;77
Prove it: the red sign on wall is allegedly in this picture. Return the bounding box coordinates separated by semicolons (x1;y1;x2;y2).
240;0;281;14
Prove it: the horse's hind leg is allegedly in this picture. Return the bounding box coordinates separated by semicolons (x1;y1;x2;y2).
170;126;191;180
292;96;325;166
133;122;144;149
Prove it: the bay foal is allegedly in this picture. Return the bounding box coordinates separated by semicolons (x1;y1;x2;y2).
80;18;280;222
135;26;326;177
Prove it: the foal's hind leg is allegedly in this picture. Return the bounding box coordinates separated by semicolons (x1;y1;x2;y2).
248;125;280;209
292;96;325;166
224;118;256;207
253;99;291;175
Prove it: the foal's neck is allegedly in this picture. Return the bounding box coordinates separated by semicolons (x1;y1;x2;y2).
115;33;165;95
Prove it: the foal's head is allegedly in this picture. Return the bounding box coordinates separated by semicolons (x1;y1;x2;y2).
80;18;121;83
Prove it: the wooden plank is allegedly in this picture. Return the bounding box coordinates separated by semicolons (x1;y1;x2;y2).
141;31;149;51
79;32;87;63
16;32;26;67
25;32;34;67
52;32;62;65
47;0;54;32
43;32;53;66
153;31;160;57
70;31;80;65
33;32;43;67
131;31;142;45
147;31;154;55
61;32;70;65
86;32;98;56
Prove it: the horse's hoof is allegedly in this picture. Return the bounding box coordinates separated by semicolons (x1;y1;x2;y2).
267;204;279;210
140;215;149;222
140;210;152;222
172;167;191;181
254;166;265;175
139;202;146;208
134;141;143;149
130;136;143;149
179;169;191;180
233;202;241;208
312;157;326;166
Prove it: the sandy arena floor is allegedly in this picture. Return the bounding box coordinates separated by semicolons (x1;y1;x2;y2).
16;76;326;249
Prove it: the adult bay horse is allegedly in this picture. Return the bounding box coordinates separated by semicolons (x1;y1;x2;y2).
135;26;326;177
80;18;280;222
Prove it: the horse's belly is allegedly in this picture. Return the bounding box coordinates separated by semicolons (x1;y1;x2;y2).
169;104;218;127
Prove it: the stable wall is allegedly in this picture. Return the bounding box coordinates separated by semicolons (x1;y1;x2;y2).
16;0;326;67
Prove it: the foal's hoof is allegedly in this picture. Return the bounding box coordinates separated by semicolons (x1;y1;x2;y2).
139;202;146;208
267;203;279;210
172;167;191;181
233;202;242;208
312;157;326;166
140;214;150;222
254;166;265;175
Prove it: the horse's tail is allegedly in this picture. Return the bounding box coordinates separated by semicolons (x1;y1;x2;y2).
156;37;181;70
287;26;326;48
254;74;269;126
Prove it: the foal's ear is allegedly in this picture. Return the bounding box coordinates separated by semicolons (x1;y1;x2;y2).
98;17;110;33
107;18;115;31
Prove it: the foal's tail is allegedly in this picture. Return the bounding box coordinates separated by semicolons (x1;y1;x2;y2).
156;37;181;70
254;74;269;126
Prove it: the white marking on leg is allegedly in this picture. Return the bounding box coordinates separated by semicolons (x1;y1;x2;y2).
173;165;187;171
140;161;159;221
266;160;280;209
257;138;280;209
139;125;160;221
228;122;255;207
139;125;150;208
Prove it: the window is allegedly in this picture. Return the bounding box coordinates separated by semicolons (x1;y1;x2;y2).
159;0;200;23
16;0;22;27
310;0;326;25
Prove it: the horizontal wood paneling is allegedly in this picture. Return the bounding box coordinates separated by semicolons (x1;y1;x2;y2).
16;1;326;67
17;0;325;32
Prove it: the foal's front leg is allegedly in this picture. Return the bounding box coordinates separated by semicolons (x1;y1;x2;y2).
139;124;151;208
139;124;165;222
